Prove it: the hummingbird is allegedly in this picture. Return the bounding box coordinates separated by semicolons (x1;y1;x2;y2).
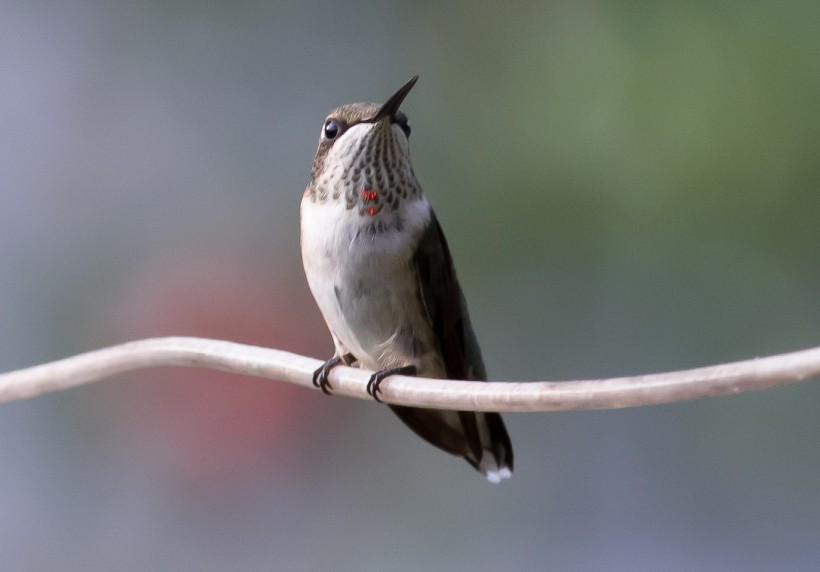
300;76;513;482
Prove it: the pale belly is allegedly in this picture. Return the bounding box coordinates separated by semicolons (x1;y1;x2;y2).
301;195;444;376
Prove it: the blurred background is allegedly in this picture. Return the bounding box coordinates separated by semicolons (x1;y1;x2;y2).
2;1;820;570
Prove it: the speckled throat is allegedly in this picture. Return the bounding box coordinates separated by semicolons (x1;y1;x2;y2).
307;103;422;218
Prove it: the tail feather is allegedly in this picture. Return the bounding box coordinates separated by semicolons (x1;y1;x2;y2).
389;405;513;482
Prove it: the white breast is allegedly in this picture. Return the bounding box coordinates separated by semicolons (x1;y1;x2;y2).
300;193;436;371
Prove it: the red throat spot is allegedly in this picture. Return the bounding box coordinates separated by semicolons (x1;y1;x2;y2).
360;187;380;216
360;188;378;201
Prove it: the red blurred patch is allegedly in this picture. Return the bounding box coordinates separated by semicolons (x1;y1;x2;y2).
99;243;334;487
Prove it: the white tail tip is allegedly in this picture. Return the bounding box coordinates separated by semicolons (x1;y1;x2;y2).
485;467;512;484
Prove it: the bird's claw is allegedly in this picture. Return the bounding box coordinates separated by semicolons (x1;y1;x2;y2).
366;365;417;403
312;354;354;395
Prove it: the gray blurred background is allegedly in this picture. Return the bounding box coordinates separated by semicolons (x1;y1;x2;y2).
2;1;820;570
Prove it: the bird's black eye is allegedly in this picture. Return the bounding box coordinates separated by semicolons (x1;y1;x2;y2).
395;112;411;137
323;119;340;140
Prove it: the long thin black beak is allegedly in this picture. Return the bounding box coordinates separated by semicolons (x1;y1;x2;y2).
370;75;418;123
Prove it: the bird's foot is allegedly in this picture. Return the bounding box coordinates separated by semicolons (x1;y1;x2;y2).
366;365;417;403
312;353;355;395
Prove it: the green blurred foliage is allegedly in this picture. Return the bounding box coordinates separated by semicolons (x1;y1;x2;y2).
404;1;820;382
